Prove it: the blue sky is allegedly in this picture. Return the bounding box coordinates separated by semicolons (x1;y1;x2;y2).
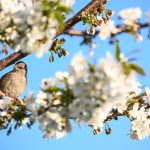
0;0;150;149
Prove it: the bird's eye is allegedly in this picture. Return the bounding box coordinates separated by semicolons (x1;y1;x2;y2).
18;66;23;69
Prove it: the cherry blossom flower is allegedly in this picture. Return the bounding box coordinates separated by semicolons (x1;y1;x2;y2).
55;71;69;82
70;52;88;73
40;78;57;91
0;0;74;57
0;96;11;110
129;103;147;121
26;52;146;139
119;7;142;25
113;98;127;113
142;87;150;107
131;119;150;140
98;20;119;39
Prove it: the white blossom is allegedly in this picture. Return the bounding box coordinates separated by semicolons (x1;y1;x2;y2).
131;119;150;140
0;111;7;116
98;20;119;39
68;52;140;127
98;52;141;99
60;0;75;7
38;111;71;139
43;130;68;139
88;101;113;128
70;52;88;73
144;87;150;105
129;103;147;121
55;71;68;81
24;92;37;114
119;7;142;25
22;117;30;124
0;0;73;57
36;91;50;106
34;52;144;139
113;98;127;113
69;98;100;122
40;78;57;91
0;96;11;110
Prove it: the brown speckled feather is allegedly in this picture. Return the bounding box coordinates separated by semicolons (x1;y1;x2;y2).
0;62;27;98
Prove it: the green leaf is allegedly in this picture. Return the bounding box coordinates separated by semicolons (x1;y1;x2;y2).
129;63;145;75
61;90;73;107
44;86;61;93
122;62;131;75
115;42;121;62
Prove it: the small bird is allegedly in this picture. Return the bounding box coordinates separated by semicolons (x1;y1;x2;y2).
0;61;27;99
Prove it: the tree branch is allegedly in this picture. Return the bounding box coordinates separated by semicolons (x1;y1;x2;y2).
104;110;122;123
114;23;150;36
0;90;25;107
0;0;103;71
65;22;150;37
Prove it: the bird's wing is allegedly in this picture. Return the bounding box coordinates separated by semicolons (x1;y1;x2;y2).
0;71;14;85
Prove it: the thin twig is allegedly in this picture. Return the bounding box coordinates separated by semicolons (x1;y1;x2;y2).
64;22;150;37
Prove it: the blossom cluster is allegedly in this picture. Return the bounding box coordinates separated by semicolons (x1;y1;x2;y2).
0;52;150;139
0;96;11;117
0;95;28;133
18;52;149;140
81;1;113;36
98;7;150;42
119;7;142;25
130;102;150;140
0;0;74;57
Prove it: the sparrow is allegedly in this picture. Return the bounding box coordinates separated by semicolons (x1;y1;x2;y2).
0;61;27;99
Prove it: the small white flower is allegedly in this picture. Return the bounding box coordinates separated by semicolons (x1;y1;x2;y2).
37;91;50;100
40;78;57;91
70;52;87;73
131;119;150;140
119;7;142;25
89;101;113;127
144;87;150;105
0;111;7;116
24;92;37;114
55;71;68;81
22;118;29;124
36;91;49;106
43;129;68;139
113;98;127;113
38;111;71;139
129;103;147;120
99;52;122;78
69;98;89;121
98;20;119;39
60;0;75;7
0;96;11;110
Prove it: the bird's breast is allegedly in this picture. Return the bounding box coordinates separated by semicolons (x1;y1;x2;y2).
1;71;27;98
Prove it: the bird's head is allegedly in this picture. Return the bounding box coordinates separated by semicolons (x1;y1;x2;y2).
14;61;27;74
